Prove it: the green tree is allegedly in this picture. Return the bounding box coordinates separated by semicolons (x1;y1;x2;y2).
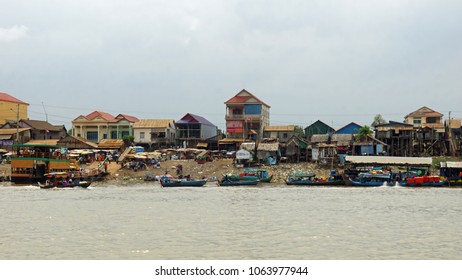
356;125;373;141
371;114;387;127
123;135;134;147
294;125;305;137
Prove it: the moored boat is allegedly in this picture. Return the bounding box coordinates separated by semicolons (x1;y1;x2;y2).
39;181;91;189
239;168;273;182
10;144;71;184
286;170;345;186
160;176;207;187
398;175;446;187
219;175;259;186
347;171;393;187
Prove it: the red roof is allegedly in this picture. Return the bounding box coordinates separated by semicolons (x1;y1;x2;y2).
225;89;270;107
85;111;116;121
0;92;29;105
115;114;140;123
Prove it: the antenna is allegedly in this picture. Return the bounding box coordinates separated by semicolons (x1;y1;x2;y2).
42;102;48;122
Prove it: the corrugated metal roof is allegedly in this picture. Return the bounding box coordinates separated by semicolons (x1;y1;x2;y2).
405;106;443;118
345;156;432;166
26;139;60;146
98;139;124;148
257;142;279;151
310;135;329;143
133;119;174;128
0;128;30;135
264;125;295;132
176;113;215;126
440;161;462;168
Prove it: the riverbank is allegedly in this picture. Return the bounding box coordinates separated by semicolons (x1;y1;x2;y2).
0;159;333;185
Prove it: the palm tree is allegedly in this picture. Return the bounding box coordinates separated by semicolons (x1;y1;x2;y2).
356;125;373;141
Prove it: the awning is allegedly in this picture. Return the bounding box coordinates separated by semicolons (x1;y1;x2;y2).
0;135;12;140
440;162;462;168
197;142;208;148
345;156;432;166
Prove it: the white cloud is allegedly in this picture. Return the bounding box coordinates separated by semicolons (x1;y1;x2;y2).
0;25;28;42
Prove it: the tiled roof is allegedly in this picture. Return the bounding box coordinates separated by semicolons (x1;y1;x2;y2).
225;89;270;107
133;119;174;128
115;114;140;123
85;111;116;121
0;92;29;105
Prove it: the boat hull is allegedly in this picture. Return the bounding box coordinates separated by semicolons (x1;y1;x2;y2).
286;180;345;186
219;180;259;186
160;179;207;187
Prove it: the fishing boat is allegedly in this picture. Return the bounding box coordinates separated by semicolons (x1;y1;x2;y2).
398;175;446;187
10;144;71;184
439;161;462;186
348;171;393;187
160;176;207;187
239;168;273;182
219;175;259;186
286;170;345;186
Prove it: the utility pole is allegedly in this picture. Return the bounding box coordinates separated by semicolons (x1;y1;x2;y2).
16;103;20;144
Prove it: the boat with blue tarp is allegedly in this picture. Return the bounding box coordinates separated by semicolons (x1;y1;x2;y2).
286;170;345;186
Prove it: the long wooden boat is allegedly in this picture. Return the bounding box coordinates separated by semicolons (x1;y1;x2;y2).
286;172;345;186
346;172;393;187
219;175;260;186
39;181;91;189
160;177;207;187
10;144;71;184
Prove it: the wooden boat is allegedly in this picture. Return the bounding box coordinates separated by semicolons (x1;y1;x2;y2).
10;144;72;184
219;175;259;186
347;171;393;187
239;168;273;182
398;175;446;187
160;176;207;187
439;161;462;186
39;181;91;189
286;171;345;186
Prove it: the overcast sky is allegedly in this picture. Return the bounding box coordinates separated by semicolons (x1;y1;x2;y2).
1;0;462;131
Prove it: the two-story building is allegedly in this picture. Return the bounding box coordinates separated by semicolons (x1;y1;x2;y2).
263;125;295;143
404;106;445;156
176;113;217;148
225;89;270;140
133;119;176;150
72;111;139;143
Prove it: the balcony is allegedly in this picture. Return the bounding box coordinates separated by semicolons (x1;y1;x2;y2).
225;114;261;121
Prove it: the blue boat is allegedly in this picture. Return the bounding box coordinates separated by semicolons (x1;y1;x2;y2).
348;172;393;187
160;176;207;187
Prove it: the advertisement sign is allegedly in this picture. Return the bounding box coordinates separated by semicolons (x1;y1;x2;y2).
226;121;243;133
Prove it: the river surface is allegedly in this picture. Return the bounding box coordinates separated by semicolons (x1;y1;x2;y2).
1;182;461;260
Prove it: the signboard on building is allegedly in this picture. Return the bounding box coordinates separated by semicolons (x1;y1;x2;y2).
226;121;243;133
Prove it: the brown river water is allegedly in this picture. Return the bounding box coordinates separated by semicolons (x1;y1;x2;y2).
1;183;461;260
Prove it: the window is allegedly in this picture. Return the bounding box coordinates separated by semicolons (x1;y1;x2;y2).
111;131;117;139
413;118;422;126
426;117;438;124
87;131;98;142
140;132;145;139
283;133;288;139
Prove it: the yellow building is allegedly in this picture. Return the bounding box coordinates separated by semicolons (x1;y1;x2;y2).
0;92;29;125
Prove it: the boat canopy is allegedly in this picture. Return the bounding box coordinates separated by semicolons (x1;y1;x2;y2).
345;156;432;166
440;162;462;168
